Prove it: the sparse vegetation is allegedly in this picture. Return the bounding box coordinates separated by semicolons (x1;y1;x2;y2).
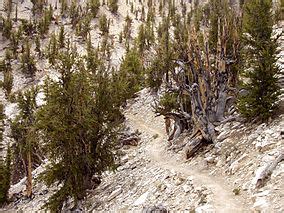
237;0;281;121
0;0;282;211
37;47;124;211
99;14;109;35
20;41;37;77
108;0;119;13
0;103;11;206
11;87;40;198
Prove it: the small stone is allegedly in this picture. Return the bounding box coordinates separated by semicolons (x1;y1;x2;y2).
182;185;192;193
133;191;149;206
195;204;215;213
108;188;122;201
216;131;230;142
252;197;269;212
174;178;184;186
205;156;215;164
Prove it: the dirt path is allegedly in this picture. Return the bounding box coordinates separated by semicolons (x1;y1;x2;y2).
126;113;250;213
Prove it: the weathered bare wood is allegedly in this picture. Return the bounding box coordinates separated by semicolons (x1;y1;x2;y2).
184;133;204;159
154;18;239;159
165;113;184;141
120;136;140;146
119;131;141;146
255;153;284;188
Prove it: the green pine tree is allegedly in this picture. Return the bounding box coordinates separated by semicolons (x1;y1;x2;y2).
89;0;100;17
237;0;281;120
10;87;40;198
148;15;173;89
3;67;13;98
123;15;132;43
2;17;12;40
99;14;109;35
85;36;100;73
47;33;58;65
1;50;13;98
58;25;65;49
0;102;11;206
117;48;144;101
20;41;37;77
37;47;123;211
137;24;146;54
108;0;118;13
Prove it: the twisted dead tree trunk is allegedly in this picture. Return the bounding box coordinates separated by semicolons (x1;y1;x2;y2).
184;25;237;158
156;18;240;158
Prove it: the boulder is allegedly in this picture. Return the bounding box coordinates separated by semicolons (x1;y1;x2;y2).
133;191;149;206
195;204;215;213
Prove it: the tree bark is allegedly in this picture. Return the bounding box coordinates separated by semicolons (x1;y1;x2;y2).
26;150;32;198
255;153;284;188
184;133;204;159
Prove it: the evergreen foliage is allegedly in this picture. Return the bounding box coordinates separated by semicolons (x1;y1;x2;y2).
208;0;229;51
0;50;13;98
60;0;68;16
108;0;118;13
37;46;123;211
3;67;13;98
0;102;11;206
123;15;132;43
20;41;37;77
35;35;41;56
10;30;19;59
31;0;45;15
146;56;165;91
21;19;36;37
2;17;12;39
157;92;180;115
119;31;123;43
147;16;173;90
99;14;109;35
58;25;65;49
37;7;53;37
137;24;146;54
76;15;92;41
85;36;100;72
47;33;58;65
117;48;144;101
141;6;145;21
70;1;80;29
89;0;100;18
237;0;281;120
11;87;40;198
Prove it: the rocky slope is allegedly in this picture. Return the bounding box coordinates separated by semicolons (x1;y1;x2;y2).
2;88;283;212
0;0;283;212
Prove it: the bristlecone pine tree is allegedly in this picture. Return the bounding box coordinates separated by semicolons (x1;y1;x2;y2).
0;103;11;206
58;25;65;49
2;17;12;40
20;41;37;77
148;1;241;158
117;48;144;102
0;51;13;98
237;0;281;121
108;0;118;13
37;46;123;211
11;88;39;198
99;14;109;35
89;0;100;18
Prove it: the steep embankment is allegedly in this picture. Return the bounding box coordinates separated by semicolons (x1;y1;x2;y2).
126;114;249;212
2;88;283;212
81;89;251;212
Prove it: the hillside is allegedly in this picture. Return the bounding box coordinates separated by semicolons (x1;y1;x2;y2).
0;0;283;212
